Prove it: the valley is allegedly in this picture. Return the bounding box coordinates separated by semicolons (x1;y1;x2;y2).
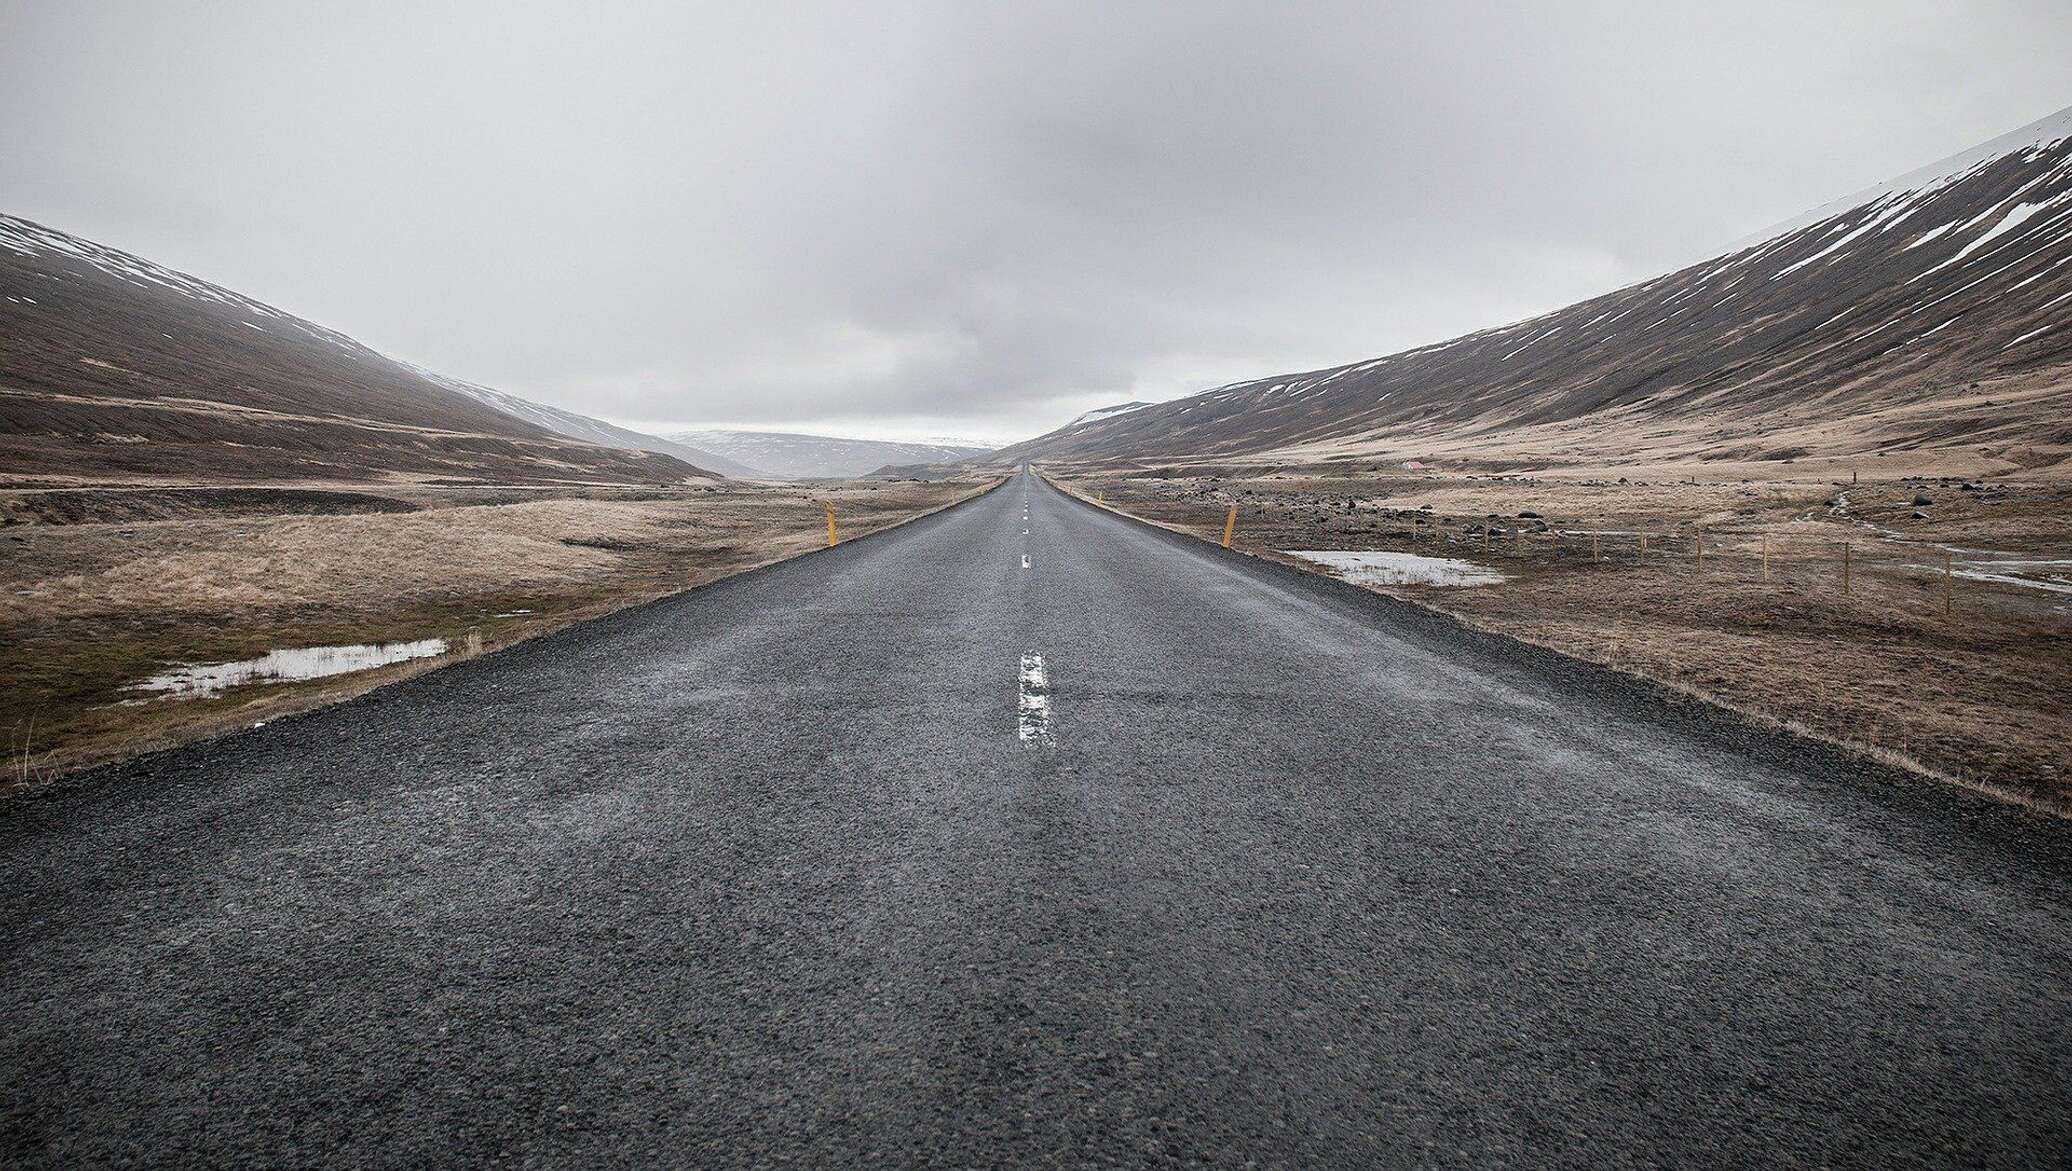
10;10;2072;1167
662;428;994;479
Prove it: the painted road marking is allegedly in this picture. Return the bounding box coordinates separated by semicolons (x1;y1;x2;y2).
1021;553;1031;568
1018;653;1052;744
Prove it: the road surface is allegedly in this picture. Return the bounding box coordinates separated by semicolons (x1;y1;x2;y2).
4;470;2069;1167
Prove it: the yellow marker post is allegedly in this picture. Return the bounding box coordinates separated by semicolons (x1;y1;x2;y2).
824;501;837;547
1222;507;1237;548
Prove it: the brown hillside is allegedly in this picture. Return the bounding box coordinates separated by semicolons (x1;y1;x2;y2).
0;214;709;485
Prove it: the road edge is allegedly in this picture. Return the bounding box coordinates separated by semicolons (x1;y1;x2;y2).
7;476;1013;798
1040;471;2069;823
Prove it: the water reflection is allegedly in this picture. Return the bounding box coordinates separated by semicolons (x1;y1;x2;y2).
1288;550;1507;587
128;639;449;699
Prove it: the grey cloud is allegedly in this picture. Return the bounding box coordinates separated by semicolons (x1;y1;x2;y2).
5;0;2069;443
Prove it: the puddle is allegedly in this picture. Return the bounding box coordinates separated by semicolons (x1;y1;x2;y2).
1948;558;2072;595
127;639;449;700
1288;550;1507;587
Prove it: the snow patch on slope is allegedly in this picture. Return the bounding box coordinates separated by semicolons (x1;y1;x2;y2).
1065;401;1153;429
0;213;367;355
1736;104;2072;249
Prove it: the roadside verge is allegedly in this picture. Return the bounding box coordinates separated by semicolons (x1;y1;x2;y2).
1043;471;2066;818
6;476;1009;787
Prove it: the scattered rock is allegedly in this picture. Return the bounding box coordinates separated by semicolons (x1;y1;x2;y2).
1911;493;1933;506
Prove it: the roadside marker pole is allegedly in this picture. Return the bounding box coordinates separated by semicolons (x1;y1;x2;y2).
825;501;837;547
1591;533;1600;563
1942;551;1953;616
1639;533;1648;559
1841;541;1851;595
1221;507;1237;548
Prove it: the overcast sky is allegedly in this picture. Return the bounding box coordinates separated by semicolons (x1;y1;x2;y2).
5;2;2070;444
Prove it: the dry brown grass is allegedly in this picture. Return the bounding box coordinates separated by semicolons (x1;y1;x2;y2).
1;477;996;778
1251;365;2072;483
1057;467;2072;812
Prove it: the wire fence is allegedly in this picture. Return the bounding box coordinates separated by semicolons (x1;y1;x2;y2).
1113;491;2069;617
1068;481;2071;617
1355;515;2058;616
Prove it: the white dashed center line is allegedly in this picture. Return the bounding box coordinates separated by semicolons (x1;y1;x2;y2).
1018;653;1052;744
1021;553;1030;568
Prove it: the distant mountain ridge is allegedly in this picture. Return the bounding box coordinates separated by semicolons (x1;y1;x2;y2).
663;429;993;479
0;213;707;485
997;105;2072;474
423;376;749;477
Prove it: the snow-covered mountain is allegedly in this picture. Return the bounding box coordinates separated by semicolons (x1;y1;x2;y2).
997;105;2072;473
424;376;752;477
0;213;707;485
662;430;993;479
1064;402;1153;429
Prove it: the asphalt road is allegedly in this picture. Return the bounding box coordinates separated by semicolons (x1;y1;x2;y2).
5;470;2070;1167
